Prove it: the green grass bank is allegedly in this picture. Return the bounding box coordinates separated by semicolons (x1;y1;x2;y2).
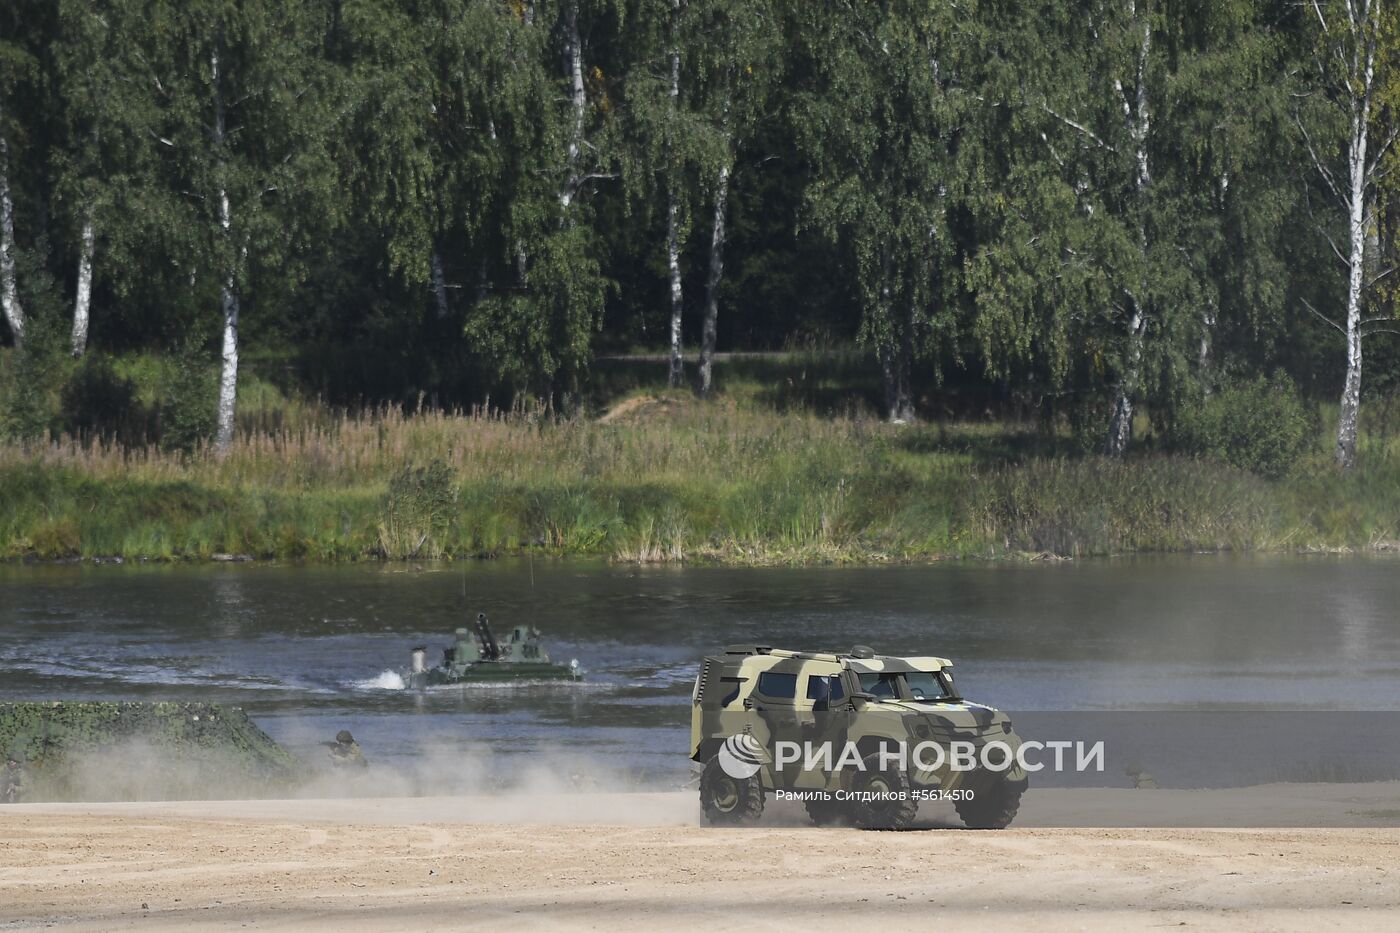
3;389;1399;564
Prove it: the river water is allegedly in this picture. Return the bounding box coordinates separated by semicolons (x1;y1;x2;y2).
2;556;1398;789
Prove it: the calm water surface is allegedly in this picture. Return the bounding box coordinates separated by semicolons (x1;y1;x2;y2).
2;556;1397;785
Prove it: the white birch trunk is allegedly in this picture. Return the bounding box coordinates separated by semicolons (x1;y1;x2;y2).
1105;302;1145;456
879;299;916;423
696;160;730;397
560;0;586;213
1331;0;1383;469
71;213;95;356
216;201;240;453
0;110;23;346
880;349;914;423
666;7;684;388
1199;298;1216;383
1104;3;1152;458
431;248;450;319
667;193;684;387
1337;90;1371;469
212;48;240;453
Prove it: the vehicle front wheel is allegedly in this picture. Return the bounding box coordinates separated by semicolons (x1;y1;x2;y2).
849;753;918;830
954;776;1026;829
699;756;765;826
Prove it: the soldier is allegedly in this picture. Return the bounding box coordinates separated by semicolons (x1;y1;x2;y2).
2;754;23;803
325;730;368;769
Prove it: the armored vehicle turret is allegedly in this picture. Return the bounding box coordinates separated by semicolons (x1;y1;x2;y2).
405;613;581;687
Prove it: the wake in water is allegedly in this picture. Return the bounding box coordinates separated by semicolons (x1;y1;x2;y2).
345;669;610;692
351;670;406;691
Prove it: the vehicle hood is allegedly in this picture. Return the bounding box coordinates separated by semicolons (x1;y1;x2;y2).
879;699;1012;734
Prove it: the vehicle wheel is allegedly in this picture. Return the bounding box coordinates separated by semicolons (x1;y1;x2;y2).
699;756;765;825
849;753;918;830
804;796;848;827
954;776;1026;829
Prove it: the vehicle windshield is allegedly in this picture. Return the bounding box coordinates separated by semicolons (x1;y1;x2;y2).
904;670;955;701
857;670;956;701
857;673;900;698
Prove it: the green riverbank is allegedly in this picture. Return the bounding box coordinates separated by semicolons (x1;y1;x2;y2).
3;395;1398;565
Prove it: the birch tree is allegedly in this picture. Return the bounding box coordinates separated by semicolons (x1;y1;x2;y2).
0;97;22;347
49;0;155;357
1154;1;1294;395
1299;0;1399;469
665;0;686;387
620;0;702;387
457;0;620;399
796;0;968;421
969;0;1274;451
334;0;440;318
0;28;31;347
135;0;340;451
690;0;778;397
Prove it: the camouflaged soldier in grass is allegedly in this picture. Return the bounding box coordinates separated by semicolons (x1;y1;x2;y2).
2;754;23;803
326;730;368;769
691;645;1027;830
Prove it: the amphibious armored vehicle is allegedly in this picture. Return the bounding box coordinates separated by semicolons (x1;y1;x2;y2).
405;613;581;688
690;644;1026;829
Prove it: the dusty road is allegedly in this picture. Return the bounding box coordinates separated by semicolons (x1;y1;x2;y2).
3;793;1399;931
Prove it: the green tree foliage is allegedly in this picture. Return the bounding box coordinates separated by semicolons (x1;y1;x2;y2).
795;0;972;421
458;0;620;400
124;0;342;448
968;0;1297;452
1;0;1398;462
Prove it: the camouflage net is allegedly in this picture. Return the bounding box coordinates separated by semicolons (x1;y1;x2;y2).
0;701;304;801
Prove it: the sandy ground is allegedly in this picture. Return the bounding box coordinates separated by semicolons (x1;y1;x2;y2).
4;791;1400;931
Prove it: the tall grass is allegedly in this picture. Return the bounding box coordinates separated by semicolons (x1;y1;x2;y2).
2;392;1398;563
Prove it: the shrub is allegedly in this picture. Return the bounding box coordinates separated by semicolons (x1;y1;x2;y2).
1171;374;1316;479
1;316;67;441
1065;390;1115;455
161;346;216;454
61;356;148;444
378;459;458;558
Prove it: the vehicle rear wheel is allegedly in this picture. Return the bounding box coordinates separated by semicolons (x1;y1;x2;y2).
849;753;918;830
699;756;765;825
954;776;1026;829
803;796;848;827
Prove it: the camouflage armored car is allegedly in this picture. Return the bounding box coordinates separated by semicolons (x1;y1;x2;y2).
690;645;1027;830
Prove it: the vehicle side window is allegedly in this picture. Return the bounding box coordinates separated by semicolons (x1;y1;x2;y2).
757;671;798;699
805;675;844;701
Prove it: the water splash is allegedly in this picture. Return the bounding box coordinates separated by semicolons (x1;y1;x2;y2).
353;670;406;691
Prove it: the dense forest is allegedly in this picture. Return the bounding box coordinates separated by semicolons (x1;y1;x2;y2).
2;0;1400;470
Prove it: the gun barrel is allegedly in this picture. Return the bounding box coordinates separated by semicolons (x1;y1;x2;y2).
474;612;501;660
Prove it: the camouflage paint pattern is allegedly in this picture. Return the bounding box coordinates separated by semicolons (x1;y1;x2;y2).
691;646;1027;826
